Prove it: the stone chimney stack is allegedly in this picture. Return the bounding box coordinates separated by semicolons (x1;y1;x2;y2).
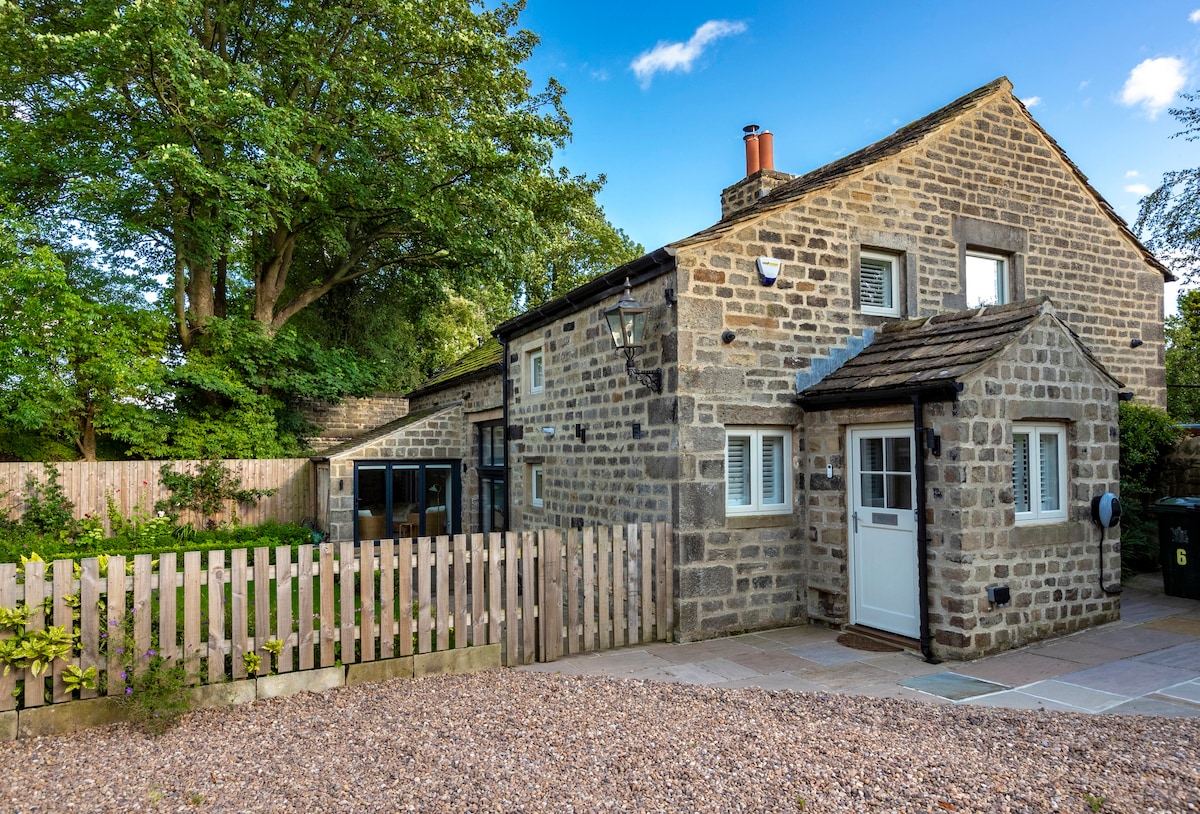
720;124;795;219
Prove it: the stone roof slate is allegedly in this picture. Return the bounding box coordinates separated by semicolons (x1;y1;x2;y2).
799;297;1114;401
405;338;503;400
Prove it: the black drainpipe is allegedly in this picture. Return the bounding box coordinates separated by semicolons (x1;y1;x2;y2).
501;339;511;533
912;395;940;664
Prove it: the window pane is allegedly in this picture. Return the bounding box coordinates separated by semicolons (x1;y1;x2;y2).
861;473;886;508
860;256;893;309
859;438;884;474
886;474;913;510
726;436;751;507
885;437;910;474
761;435;785;505
530;352;544;390
966;253;1006;307
1038;432;1060;512
1013;432;1031;513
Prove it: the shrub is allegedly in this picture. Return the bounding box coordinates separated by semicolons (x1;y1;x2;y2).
20;465;76;538
1119;402;1184;573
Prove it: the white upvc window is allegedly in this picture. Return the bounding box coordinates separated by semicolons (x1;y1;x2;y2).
1013;423;1067;524
725;427;792;516
529;463;544;508
965;250;1009;308
860;250;901;317
528;348;544;394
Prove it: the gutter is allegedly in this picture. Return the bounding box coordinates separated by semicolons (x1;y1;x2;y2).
494;247;676;341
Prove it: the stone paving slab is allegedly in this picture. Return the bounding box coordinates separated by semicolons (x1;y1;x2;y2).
1140;617;1200;637
800;662;898;692
899;672;1009;701
957;690;1081;713
1028;637;1142;666
951;651;1082;686
1053;660;1198;697
859;652;948;679
727;650;824;675
717;674;831;693
788;641;876;666
1015;679;1129;712
1080;626;1197;655
689;657;768;682
1157;678;1200;705
1105;697;1200;717
1131;641;1200;670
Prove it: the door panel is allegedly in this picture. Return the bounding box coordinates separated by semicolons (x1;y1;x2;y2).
850;427;919;638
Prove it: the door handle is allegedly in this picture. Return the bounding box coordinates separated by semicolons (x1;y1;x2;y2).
852;511;858;533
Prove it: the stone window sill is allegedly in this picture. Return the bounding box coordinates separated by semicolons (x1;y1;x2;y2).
726;513;794;530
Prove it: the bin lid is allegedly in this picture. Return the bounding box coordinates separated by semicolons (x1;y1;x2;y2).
1153;496;1200;510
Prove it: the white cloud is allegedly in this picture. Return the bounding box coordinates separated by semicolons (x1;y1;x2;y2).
1121;57;1188;118
1021;96;1042;108
1125;170;1140;178
1125;183;1152;195
630;20;747;89
1190;9;1200;22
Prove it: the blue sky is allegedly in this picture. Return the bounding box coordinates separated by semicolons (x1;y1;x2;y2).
517;0;1200;312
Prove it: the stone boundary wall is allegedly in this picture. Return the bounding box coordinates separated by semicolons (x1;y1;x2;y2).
1158;435;1200;498
300;394;410;450
4;646;501;740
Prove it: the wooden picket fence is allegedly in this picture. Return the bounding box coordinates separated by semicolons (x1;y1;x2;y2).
0;522;673;711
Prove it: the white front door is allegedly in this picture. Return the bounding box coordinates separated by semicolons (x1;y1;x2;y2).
848;426;919;638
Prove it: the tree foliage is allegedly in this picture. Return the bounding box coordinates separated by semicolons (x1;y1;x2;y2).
1136;92;1200;283
1165;288;1200;423
0;0;641;457
0;207;168;461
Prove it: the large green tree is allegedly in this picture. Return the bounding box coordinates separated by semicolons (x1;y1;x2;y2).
0;0;627;347
0;0;641;457
0;208;168;461
1137;92;1200;283
1165;287;1200;423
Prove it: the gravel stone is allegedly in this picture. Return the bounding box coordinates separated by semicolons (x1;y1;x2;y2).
1;670;1197;813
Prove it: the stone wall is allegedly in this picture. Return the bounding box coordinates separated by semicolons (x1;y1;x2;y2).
300;394;410;450
325;406;466;542
1159;435;1200;498
682;88;1166;408
799;315;1121;660
926;317;1122;658
504;274;678;534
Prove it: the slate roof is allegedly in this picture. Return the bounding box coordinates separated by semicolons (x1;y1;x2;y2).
405;338;503;400
797;298;1118;407
676;78;1172;282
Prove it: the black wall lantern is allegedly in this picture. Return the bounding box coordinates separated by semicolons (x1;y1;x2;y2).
605;277;663;393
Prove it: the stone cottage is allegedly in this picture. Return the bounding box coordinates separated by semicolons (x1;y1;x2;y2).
311;77;1171;661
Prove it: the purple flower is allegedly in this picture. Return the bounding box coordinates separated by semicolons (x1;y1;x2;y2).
125;687;133;695
120;671;127;680
147;649;156;656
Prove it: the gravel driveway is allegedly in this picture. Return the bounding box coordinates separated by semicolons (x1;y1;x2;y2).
2;670;1197;813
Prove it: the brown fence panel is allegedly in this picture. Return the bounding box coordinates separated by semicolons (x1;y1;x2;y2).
0;459;314;531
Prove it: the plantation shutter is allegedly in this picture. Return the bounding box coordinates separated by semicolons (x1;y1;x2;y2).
1013;432;1031;513
761;434;784;506
860;256;893;309
726;435;751;508
1038;431;1060;512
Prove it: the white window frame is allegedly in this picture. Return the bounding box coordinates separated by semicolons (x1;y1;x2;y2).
1012;423;1067;524
859;250;901;317
527;348;544;394
965;250;1009;308
529;463;544;508
725;427;792;517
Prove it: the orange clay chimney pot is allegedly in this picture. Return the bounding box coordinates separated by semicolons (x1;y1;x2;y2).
742;124;760;176
758;130;774;171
